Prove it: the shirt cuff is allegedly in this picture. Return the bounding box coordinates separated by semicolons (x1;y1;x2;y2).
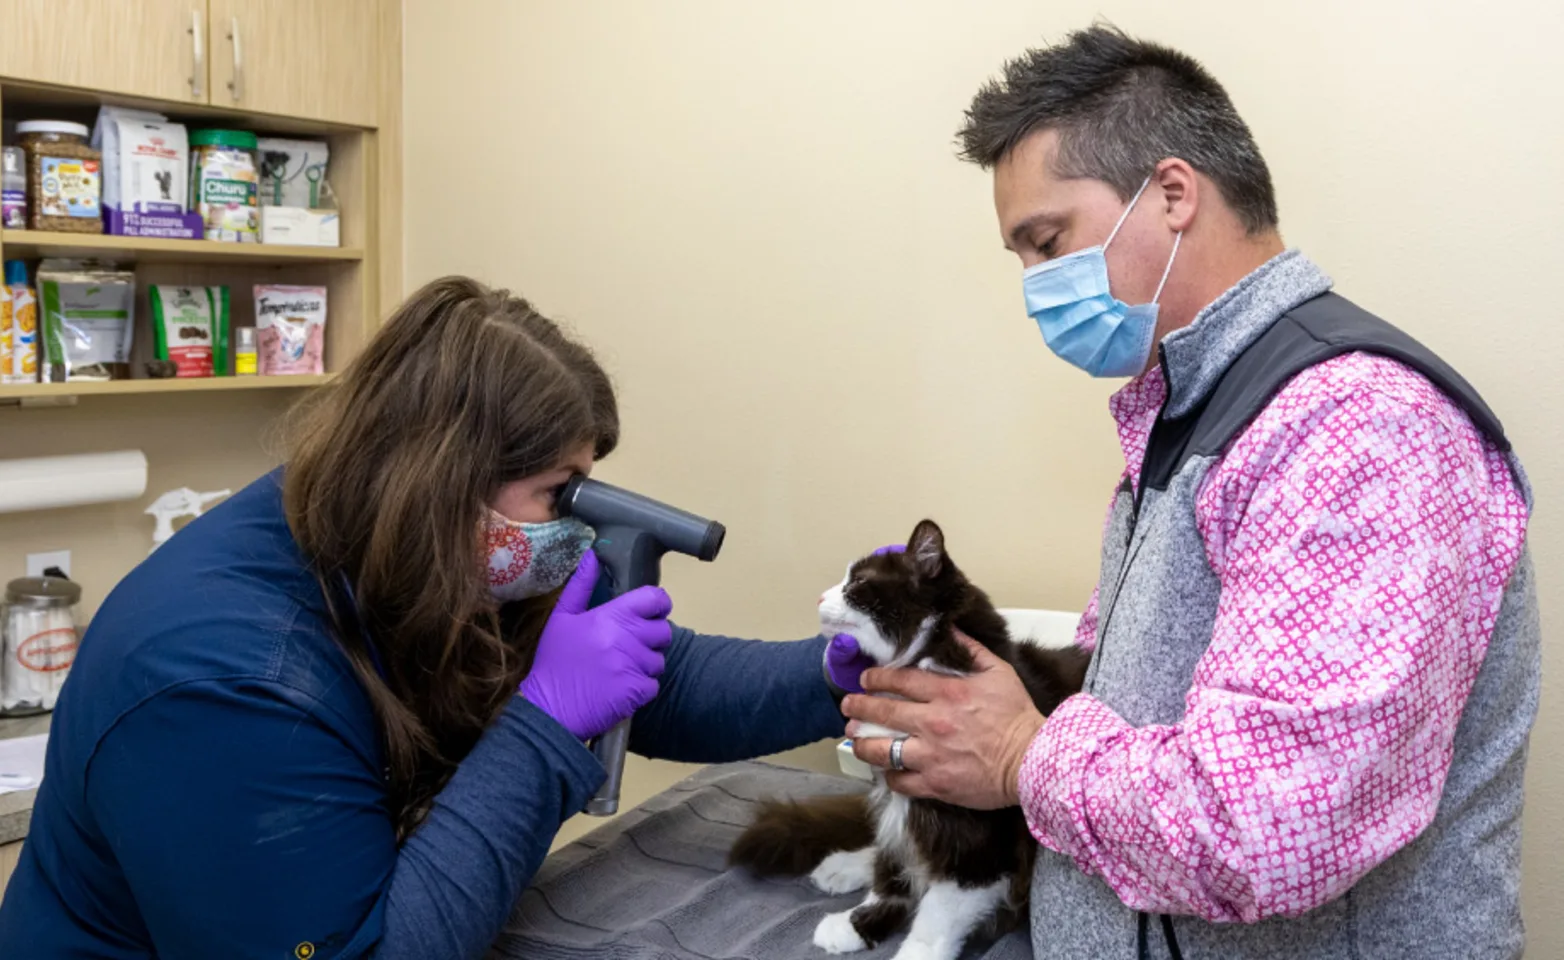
1017;692;1133;870
496;694;608;817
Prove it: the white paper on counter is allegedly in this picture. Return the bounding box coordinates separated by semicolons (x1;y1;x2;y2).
0;732;47;794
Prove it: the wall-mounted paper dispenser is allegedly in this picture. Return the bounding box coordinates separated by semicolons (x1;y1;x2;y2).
0;451;148;514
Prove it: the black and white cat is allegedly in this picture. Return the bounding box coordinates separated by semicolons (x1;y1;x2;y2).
730;520;1089;960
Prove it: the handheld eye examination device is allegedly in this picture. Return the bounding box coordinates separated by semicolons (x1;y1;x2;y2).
556;476;726;816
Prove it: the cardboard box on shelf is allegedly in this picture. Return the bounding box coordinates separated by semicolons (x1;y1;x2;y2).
259;206;340;247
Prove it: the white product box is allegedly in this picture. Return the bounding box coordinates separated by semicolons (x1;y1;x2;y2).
260;206;340;247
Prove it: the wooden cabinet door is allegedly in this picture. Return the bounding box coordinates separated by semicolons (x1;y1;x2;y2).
0;0;206;103
206;0;379;126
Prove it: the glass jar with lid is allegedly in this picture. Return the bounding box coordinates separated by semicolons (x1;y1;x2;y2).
2;575;82;715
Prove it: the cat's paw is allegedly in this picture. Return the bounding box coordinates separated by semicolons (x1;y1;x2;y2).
814;910;868;954
810;848;874;894
890;938;954;960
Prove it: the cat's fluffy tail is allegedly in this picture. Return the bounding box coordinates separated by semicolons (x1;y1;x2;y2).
728;794;874;876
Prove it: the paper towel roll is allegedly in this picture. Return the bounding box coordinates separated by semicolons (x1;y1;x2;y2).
0;450;148;514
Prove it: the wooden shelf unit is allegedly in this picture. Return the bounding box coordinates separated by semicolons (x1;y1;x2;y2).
1;230;363;265
0;373;332;401
0;79;386;401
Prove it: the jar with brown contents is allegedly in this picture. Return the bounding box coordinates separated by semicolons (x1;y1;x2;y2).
18;121;103;234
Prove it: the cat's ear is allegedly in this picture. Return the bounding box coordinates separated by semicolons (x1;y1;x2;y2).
908;520;946;579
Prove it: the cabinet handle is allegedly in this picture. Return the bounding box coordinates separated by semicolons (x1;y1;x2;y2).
226;17;244;103
189;8;204;98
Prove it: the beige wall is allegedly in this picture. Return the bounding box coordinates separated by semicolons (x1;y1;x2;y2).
403;0;1563;946
0;394;294;618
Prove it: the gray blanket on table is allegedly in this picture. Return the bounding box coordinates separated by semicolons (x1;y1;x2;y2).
493;760;1033;960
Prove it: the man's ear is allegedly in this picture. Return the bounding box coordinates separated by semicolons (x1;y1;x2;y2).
1154;157;1198;233
907;520;945;579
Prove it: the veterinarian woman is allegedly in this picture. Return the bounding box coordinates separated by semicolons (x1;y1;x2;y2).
0;277;867;959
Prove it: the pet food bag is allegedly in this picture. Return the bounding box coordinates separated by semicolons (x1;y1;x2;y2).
254;284;327;375
94;106;197;238
37;260;136;382
150;285;230;377
0;284;10;381
3;261;38;385
257;138;330;208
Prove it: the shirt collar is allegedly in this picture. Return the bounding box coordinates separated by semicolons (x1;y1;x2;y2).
1108;363;1166;473
1154;249;1333;419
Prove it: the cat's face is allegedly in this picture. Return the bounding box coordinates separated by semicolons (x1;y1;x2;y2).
817;520;952;668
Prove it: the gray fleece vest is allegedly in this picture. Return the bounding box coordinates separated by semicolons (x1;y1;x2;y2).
1029;252;1540;960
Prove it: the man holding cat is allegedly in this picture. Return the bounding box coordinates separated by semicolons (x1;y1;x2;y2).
843;25;1539;960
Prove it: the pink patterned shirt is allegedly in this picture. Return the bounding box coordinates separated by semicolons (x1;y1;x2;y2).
1017;352;1529;922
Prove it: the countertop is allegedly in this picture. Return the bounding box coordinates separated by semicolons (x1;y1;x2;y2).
0;713;48;846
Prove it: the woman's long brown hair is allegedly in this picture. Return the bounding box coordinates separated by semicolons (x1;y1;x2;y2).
283;277;618;838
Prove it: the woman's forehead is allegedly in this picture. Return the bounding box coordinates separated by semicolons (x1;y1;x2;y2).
557;442;596;474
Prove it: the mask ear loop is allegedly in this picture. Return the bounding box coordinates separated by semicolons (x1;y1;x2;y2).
1103;176;1154;251
1151;232;1182;305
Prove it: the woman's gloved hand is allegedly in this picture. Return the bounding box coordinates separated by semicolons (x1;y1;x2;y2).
825;634;875;695
519;550;673;740
823;546;905;696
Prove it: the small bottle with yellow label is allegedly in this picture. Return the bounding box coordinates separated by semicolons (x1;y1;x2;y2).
234;326;258;376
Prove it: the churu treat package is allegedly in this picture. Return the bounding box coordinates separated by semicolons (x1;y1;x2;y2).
253;284;327;375
150;285;231;377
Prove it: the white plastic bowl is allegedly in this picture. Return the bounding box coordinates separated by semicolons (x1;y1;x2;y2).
997;608;1082;650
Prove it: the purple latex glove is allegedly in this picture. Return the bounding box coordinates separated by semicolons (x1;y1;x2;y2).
825;633;876;695
822;545;905;695
519;550;673;740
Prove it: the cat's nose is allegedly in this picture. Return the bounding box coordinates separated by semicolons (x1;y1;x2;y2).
817;596;825;606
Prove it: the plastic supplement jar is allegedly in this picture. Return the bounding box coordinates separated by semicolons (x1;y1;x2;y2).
234;326;258;375
1;146;26;229
17;121;102;234
190;129;260;243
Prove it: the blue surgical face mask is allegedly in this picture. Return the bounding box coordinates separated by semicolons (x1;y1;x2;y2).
1021;177;1182;378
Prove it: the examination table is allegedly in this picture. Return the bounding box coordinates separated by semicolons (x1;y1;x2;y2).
493;760;1034;960
494;611;1082;959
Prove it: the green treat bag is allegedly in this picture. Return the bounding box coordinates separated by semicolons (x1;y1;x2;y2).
150;285;230;377
37;260;136;382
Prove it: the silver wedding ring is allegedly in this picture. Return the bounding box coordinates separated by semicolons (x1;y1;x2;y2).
888;735;909;772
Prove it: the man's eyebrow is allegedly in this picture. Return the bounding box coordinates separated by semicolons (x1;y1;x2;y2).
1005;211;1067;251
